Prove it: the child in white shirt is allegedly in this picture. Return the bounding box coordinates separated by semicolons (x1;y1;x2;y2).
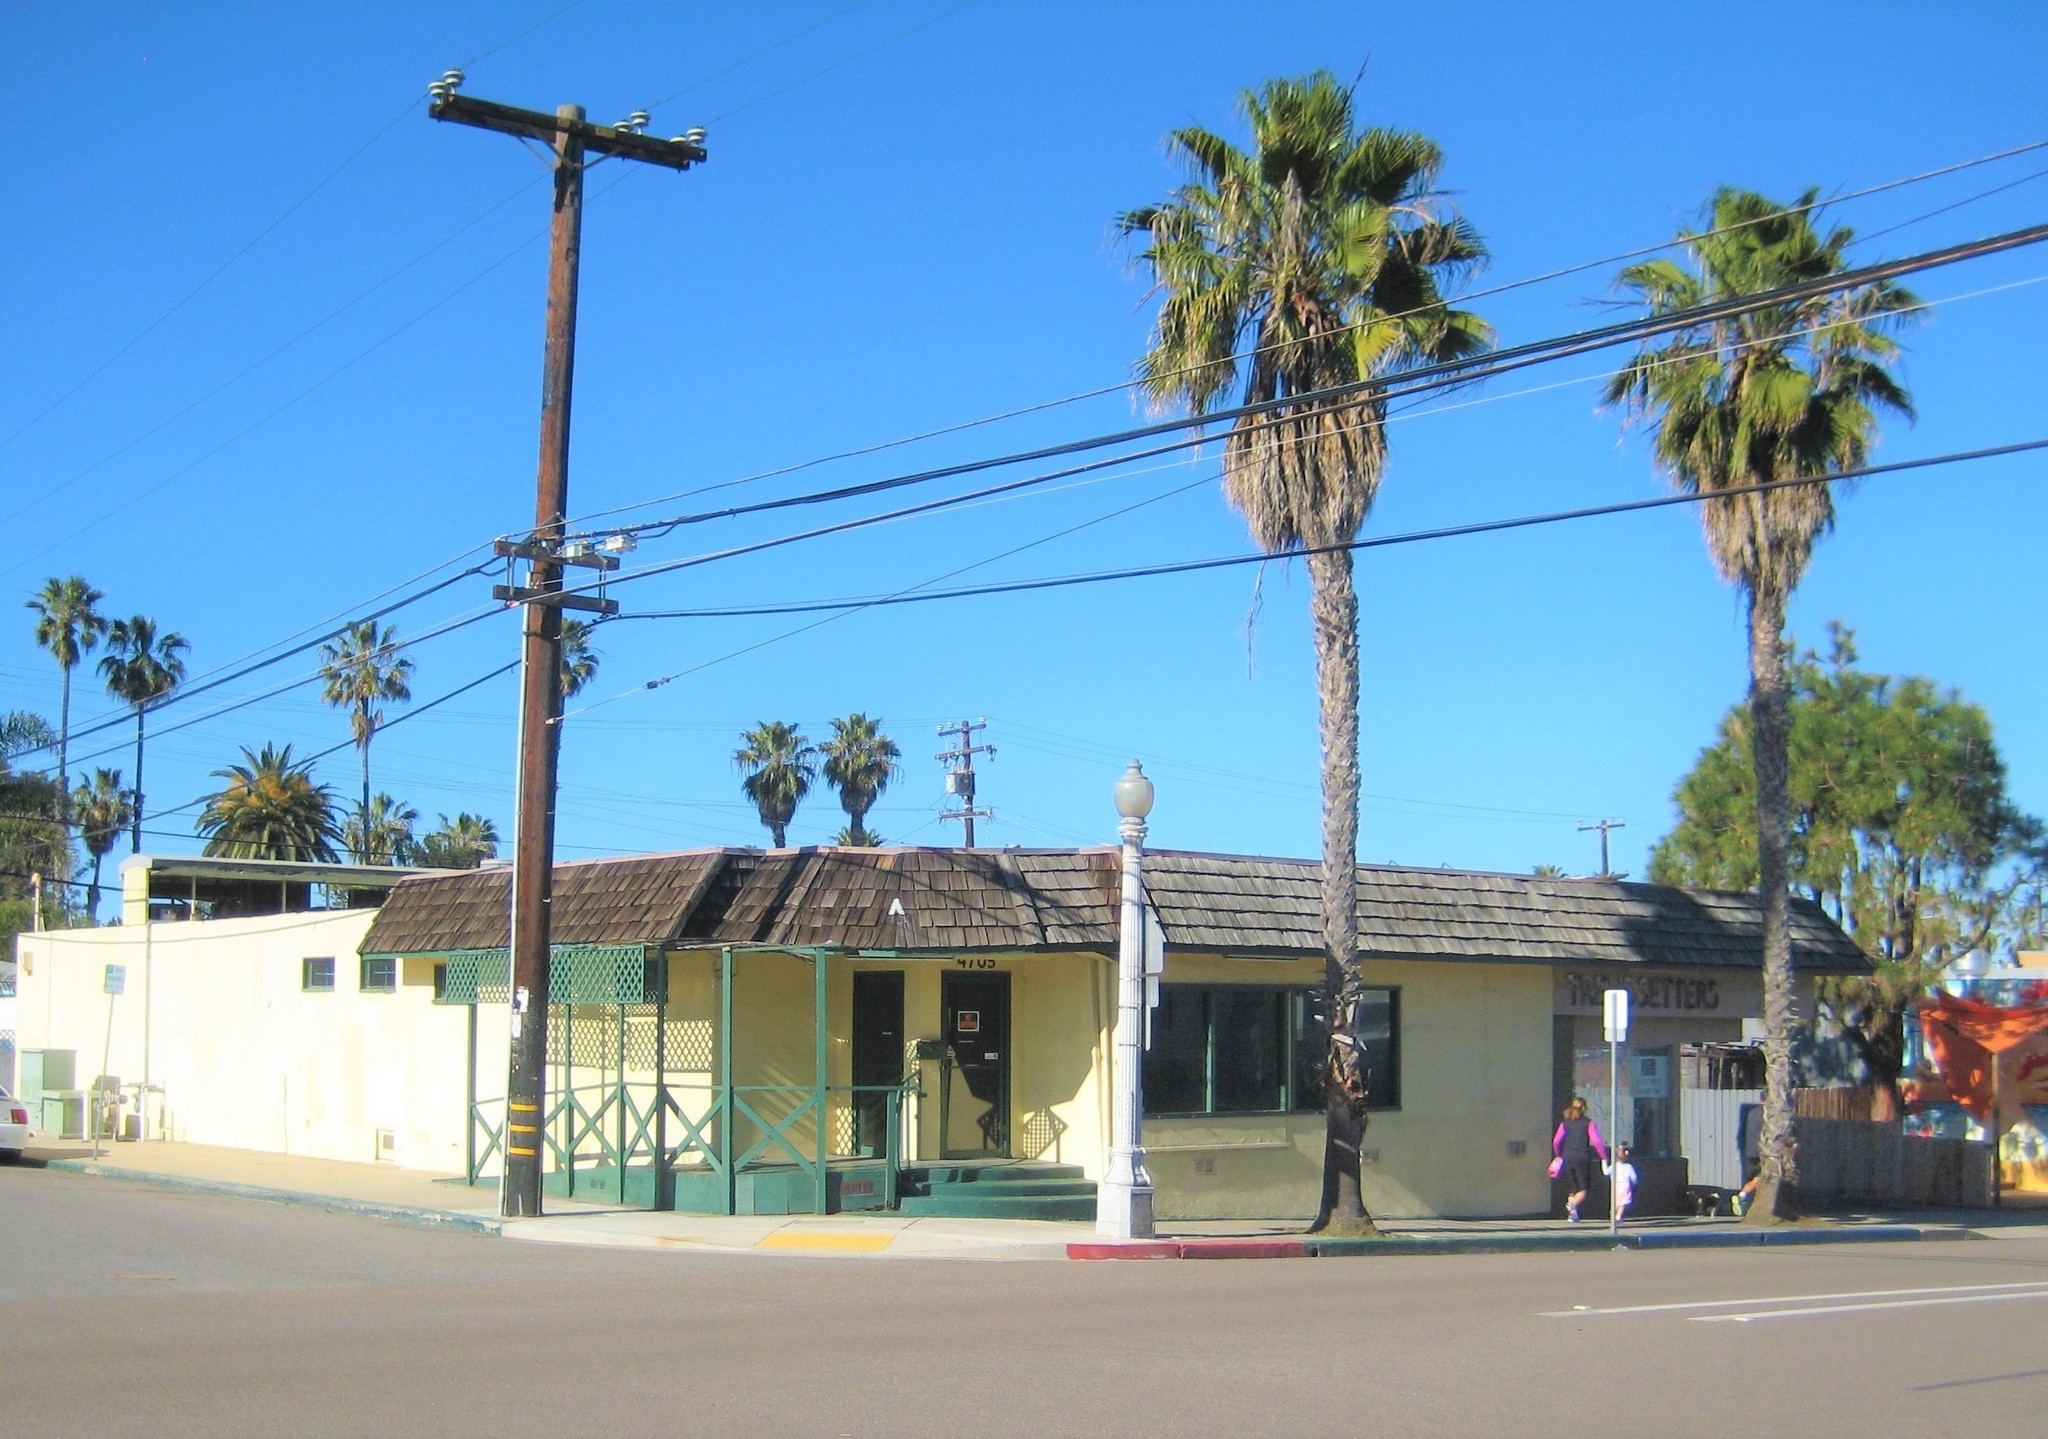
1607;1143;1640;1225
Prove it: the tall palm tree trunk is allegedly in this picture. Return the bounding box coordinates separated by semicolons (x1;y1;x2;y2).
131;710;146;854
771;820;787;847
57;664;73;826
1306;548;1375;1235
1746;578;1801;1222
88;850;105;924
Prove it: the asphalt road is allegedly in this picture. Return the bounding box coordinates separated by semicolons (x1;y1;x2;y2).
4;1166;2047;1438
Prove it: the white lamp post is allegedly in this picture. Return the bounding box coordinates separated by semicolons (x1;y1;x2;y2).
1097;760;1156;1239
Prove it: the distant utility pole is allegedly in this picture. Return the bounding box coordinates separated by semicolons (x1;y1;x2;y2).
428;70;706;1220
937;718;995;847
1579;818;1626;879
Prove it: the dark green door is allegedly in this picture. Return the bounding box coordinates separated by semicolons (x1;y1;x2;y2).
941;970;1010;1158
851;971;904;1157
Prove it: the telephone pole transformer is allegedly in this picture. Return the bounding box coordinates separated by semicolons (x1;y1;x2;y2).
937;718;995;847
428;72;706;1218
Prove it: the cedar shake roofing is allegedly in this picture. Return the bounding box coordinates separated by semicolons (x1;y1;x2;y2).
361;851;723;954
359;845;1867;973
1142;851;1867;972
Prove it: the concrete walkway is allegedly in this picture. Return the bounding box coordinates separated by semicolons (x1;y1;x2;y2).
26;1138;2031;1261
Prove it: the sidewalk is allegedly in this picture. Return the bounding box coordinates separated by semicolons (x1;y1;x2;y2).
27;1139;2027;1261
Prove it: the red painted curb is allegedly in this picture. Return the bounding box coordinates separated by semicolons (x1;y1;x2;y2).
1066;1242;1183;1260
1177;1240;1309;1260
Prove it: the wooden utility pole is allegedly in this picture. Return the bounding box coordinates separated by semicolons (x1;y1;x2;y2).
429;73;706;1218
937;718;994;847
1578;817;1626;880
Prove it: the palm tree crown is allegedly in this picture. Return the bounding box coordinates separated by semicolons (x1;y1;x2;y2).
735;722;817;848
99;614;188;855
822;714;900;846
415;812;500;869
73;767;132;922
1604;187;1917;1222
342;792;420;866
27;575;107;822
1121;71;1487;1235
559;620;601;701
197;743;341;862
319;620;414;844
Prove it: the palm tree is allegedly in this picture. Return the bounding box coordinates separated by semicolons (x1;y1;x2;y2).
1121;72;1488;1234
735;721;817;848
1605;187;1917;1221
1;713;68;929
72;768;132;922
822;714;900;846
196;743;341;861
342;792;419;866
318;620;414;847
26;575;107;823
99;615;189;854
415;812;500;869
559;619;601;701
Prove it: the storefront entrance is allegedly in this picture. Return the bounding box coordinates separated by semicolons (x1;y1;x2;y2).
940;970;1010;1158
851;971;905;1157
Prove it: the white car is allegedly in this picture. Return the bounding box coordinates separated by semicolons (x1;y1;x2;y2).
0;1086;29;1161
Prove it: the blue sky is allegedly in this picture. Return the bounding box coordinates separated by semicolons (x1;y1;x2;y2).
4;1;2045;879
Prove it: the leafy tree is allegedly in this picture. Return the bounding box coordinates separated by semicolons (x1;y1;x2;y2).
415;812;500;869
318;620;414;846
822;714;900;846
196;743;341;862
342;792;420;866
1651;626;2042;1102
72;767;133;923
735;722;817;848
99;615;189;855
1;712;68;944
559;619;601;701
1606;189;1919;1220
1120;72;1488;1234
1533;864;1567;878
26;575;107;823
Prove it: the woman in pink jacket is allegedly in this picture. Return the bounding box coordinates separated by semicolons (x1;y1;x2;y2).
1552;1096;1609;1222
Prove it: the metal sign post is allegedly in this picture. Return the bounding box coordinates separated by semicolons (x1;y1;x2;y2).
1602;987;1629;1235
94;964;126;1160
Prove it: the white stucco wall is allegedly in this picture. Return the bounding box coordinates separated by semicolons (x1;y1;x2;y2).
13;910;473;1172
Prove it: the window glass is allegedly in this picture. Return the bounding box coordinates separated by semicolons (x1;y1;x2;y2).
361;956;397;992
1290;992;1328;1112
1211;989;1286;1113
1144;987;1210;1115
302;957;335;992
1354;989;1400;1111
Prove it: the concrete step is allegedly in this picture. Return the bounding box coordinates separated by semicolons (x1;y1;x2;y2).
899;1176;1097;1200
900;1164;1086;1186
897;1191;1097;1221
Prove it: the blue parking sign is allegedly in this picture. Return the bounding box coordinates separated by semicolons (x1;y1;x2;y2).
104;964;126;996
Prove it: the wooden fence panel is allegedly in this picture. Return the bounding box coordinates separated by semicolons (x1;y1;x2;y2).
1795;1117;1995;1208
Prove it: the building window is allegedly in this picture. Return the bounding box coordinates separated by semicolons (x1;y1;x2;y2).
302;957;335;992
360;956;397;993
1144;985;1400;1117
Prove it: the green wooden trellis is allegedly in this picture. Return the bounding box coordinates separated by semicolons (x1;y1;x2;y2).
422;941;915;1214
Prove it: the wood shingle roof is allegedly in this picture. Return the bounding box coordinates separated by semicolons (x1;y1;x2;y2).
359;845;1868;973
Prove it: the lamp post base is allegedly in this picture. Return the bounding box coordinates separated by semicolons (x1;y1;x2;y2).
1095;1172;1156;1239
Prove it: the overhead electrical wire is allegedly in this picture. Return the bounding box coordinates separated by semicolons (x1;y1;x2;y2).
557;136;2048;532
639;0;878;109
560;218;2048;563
701;0;982;125
613;439;2048;623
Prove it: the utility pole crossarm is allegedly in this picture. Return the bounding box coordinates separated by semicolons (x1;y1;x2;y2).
428;93;707;170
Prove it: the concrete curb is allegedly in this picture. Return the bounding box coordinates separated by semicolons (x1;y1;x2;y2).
1073;1223;1972;1261
46;1159;505;1236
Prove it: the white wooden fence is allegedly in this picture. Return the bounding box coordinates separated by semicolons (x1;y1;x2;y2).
1680;1086;1758;1189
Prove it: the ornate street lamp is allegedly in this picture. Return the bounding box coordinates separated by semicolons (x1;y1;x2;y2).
1097;760;1156;1238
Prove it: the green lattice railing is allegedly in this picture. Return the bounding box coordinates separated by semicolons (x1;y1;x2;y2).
423;944;654;1005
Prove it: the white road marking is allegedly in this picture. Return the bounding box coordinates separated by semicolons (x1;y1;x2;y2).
1694;1288;2048;1323
1540;1279;2048;1319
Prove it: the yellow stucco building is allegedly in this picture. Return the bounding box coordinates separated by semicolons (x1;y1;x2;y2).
12;846;1865;1221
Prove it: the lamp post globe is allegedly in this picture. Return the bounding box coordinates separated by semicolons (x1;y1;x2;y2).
1098;759;1156;1238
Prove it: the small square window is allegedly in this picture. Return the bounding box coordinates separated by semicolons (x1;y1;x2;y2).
302;957;335;992
361;956;397;993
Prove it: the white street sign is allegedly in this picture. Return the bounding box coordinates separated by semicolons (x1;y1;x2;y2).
1602;986;1630;1044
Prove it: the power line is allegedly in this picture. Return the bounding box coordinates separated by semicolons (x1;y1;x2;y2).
702;0;981;125
564;219;2048;562
613;438;2048;621
0;98;421;453
640;0;878;110
459;0;595;69
557;136;2048;532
